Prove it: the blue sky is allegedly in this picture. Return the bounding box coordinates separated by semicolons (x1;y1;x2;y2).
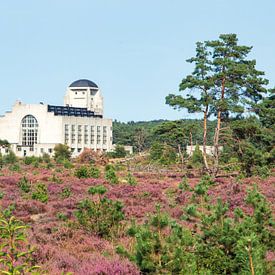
0;0;274;121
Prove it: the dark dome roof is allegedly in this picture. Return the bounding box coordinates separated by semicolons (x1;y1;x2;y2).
69;79;98;88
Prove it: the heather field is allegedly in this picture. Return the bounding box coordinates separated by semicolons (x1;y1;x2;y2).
0;158;274;274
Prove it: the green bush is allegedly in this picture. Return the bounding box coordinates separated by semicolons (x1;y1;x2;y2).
108;145;127;158
0;212;40;274
0;153;3;168
54;144;71;161
18;177;31;193
190;144;203;167
105;164;118;184
9;163;21;172
75;165;100;179
3;151;17;164
150;142;177;165
60;186;72;199
32;183;48;203
75;197;124;237
88;185;107;195
75;166;89;178
126;172;137;186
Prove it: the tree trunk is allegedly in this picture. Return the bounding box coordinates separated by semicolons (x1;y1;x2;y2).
202;108;209;171
213;77;225;176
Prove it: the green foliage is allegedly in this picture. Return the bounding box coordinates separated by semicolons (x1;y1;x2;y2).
0;153;3;168
126;172;137;186
3;151;17;164
0;191;4;199
118;205;198;274
31;183;48;203
24;156;42;166
54;144;71;161
149;142;177;165
190;144;203;167
108;145;127;158
56;212;68;221
42;153;51;163
178;176;191;191
17;177;31;193
89;165;100;178
105;164;118;184
0;213;40;274
75;166;89;178
63;159;74;169
75;165;100;179
75;197;124;237
88;185;107;195
60;186;72;199
9;163;21;172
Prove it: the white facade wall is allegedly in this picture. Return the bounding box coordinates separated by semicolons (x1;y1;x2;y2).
186;145;223;156
62;116;112;157
64;87;103;116
0;83;112;157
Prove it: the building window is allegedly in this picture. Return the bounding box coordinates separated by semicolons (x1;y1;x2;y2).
97;126;101;145
78;125;82;144
77;148;81;153
103;126;107;145
65;124;69;144
91;126;95;144
84;125;88;144
48;148;52;153
21;115;38;147
40;148;44;153
71;125;75;144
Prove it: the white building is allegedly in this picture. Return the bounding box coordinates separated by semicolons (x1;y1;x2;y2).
0;79;113;157
186;145;223;156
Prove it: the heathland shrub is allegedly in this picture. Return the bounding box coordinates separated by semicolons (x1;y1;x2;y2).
104;164;118;184
117;205;197;274
3;151;17;164
75;165;100;179
126;172;137;186
54;144;71;161
32;183;48;203
0;213;40;274
60;186;72;199
75;195;124;237
18;176;31;193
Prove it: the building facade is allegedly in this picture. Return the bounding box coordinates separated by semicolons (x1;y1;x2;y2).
0;79;113;157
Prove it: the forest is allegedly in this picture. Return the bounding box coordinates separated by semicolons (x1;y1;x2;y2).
0;33;274;274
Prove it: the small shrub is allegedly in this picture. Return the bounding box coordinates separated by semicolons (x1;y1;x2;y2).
75;197;124;237
88;185;107;196
63;159;74;169
32;183;48;203
18;176;31;193
54;144;71;161
60;186;72;199
9;163;21;172
89;165;100;178
0;213;40;273
126;172;137;186
105;165;118;184
56;212;68;221
0;191;4;199
3;151;17;164
75;166;89;178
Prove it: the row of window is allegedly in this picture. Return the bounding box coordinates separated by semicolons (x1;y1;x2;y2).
64;124;111;145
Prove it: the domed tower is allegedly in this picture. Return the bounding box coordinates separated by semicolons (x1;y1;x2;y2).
64;79;104;115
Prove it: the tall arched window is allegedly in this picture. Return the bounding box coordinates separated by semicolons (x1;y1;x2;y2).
21;115;38;146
